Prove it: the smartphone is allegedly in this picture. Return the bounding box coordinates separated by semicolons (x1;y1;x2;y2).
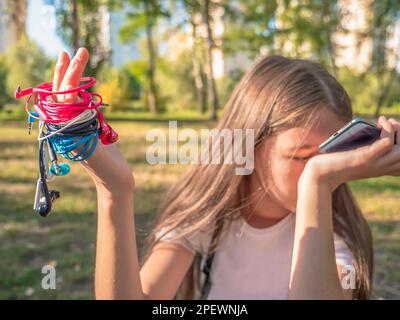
318;117;382;153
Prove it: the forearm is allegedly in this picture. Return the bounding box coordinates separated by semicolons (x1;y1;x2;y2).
94;184;145;299
288;166;344;299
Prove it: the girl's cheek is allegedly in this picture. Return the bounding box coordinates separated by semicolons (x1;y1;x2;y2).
275;161;299;188
285;159;303;175
270;158;303;192
283;162;304;193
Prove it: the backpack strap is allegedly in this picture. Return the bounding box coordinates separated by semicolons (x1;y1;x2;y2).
200;219;224;299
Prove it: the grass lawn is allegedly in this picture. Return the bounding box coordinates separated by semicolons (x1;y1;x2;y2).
0;118;399;299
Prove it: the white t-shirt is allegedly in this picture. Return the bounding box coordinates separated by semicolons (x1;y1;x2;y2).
156;213;354;299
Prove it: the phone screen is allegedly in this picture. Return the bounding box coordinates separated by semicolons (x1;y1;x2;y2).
319;122;381;153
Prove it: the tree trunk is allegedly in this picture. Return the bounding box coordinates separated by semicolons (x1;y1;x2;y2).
70;0;79;53
7;0;27;40
190;16;206;114
203;0;219;121
374;68;397;117
323;1;337;77
144;2;158;114
16;0;26;40
327;34;338;77
374;26;400;117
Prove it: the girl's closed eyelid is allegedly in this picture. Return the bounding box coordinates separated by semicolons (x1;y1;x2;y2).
293;157;311;161
286;154;315;161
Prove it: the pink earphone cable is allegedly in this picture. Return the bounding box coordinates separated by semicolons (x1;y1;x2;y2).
15;77;118;145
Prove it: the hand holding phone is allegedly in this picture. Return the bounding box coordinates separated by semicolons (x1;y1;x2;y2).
302;116;400;192
318;117;385;153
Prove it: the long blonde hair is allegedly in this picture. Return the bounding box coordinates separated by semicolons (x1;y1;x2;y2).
141;55;373;299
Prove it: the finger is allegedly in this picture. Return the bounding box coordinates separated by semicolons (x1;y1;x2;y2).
52;51;70;101
364;116;394;160
381;144;400;167
363;133;393;162
386;156;400;175
388;118;400;145
76;47;89;70
66;47;89;102
61;59;83;103
59;48;89;103
378;115;395;145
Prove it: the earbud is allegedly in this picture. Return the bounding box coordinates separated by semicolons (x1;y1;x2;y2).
97;111;118;145
99;122;118;145
38;193;59;217
47;140;70;176
50;162;70;176
15;85;33;99
37;179;60;217
36;140;61;217
38;199;51;217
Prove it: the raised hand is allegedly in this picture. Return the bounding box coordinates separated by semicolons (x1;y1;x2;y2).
51;48;134;193
302;116;400;191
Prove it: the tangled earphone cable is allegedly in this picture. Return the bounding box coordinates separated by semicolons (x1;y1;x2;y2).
15;77;118;217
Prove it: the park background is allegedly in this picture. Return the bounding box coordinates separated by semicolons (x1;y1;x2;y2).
0;0;399;299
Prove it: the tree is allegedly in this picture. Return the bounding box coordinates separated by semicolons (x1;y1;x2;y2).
71;0;79;54
368;0;400;116
120;0;169;114
4;0;27;41
222;0;345;74
271;0;342;72
47;0;119;74
203;0;219;120
222;0;278;58
182;0;207;113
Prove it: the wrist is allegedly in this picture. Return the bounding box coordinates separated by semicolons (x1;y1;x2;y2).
299;158;339;192
95;184;135;222
95;176;135;200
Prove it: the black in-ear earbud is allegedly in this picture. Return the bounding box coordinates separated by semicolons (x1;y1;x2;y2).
37;189;60;217
36;140;61;217
38;200;51;217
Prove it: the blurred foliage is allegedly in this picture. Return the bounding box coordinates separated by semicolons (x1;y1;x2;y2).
156;50;197;111
221;0;278;58
46;0;122;75
119;0;170;113
0;54;10;108
338;67;400;114
370;0;400;75
123;59;165;112
222;0;341;73
96;66;130;110
0;0;399;117
3;37;50;99
119;0;169;42
216;68;245;107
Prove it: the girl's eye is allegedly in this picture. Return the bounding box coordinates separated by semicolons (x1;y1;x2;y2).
292;156;312;161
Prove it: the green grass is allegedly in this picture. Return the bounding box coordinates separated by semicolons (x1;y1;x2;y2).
2;101;400;122
0;119;399;299
0;103;220;122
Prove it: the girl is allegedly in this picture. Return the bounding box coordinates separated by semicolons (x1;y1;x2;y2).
54;48;400;300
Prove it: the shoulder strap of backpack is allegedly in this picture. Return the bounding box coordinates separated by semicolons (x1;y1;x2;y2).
200;218;224;299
